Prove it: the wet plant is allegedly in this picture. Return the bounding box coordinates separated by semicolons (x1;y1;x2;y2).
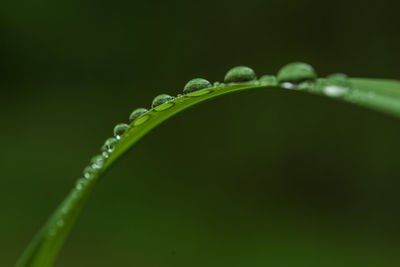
15;63;400;267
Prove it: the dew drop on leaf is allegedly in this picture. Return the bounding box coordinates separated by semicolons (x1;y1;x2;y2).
75;178;88;190
152;94;174;111
183;78;211;94
213;81;222;87
83;166;96;179
224;66;256;83
321;73;351;98
129;108;148;123
113;123;129;139
102;137;118;153
277;62;317;89
90;155;105;169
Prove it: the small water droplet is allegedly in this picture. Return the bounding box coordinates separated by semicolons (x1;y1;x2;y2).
258;75;277;85
83;166;96;178
321;73;351;98
76;177;88;190
102;137;117;153
113;123;129;139
90;155;105;169
183;78;211;94
152;94;174;111
129;108;148;123
297;80;315;91
213;81;221;87
224;66;256;83
277;62;317;89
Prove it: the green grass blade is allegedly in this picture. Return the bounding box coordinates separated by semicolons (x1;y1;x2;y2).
15;71;400;267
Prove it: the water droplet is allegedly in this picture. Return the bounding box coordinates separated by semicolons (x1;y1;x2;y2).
83;166;96;178
183;78;211;94
152;94;174;111
90;155;105;169
102;137;117;153
213;81;221;87
277;62;317;89
113;123;129;139
224;66;256;83
76;178;88;190
258;75;277;85
129;108;148;123
321;73;351;98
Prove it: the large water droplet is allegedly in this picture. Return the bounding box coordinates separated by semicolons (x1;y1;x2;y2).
102;137;117;153
90;155;105;169
224;66;256;83
183;78;211;94
152;94;174;111
129;108;148;123
277;62;317;89
321;73;351;98
114;123;129;139
83;166;96;178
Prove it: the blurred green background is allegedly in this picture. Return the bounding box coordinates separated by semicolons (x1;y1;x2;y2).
1;0;400;266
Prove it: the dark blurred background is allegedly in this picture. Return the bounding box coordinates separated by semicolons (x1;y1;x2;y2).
1;0;400;266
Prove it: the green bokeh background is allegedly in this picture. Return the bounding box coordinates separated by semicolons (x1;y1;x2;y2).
1;0;400;266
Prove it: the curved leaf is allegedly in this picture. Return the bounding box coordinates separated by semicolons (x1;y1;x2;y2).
15;73;400;267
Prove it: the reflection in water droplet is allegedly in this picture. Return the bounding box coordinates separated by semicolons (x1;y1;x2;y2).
185;89;213;97
132;114;151;126
152;94;174;109
102;137;117;153
258;75;277;85
113;123;129;139
321;73;351;98
83;166;95;178
152;94;174;111
224;66;256;83
183;78;211;94
91;155;105;169
277;62;317;89
102;151;109;158
129;108;148;123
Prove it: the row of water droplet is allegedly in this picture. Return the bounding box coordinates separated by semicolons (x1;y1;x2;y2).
76;62;352;189
48;62;353;238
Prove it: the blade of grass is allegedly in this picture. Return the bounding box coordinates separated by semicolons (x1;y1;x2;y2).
15;76;400;267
